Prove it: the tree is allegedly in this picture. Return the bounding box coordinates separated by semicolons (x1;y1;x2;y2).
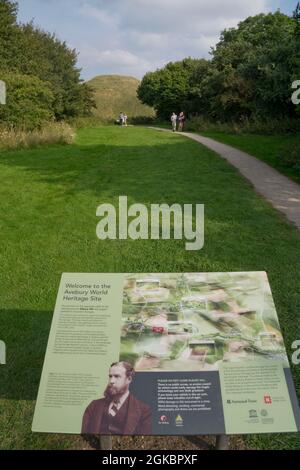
138;10;298;123
0;0;20;70
12;22;95;119
0;0;95;127
138;58;209;119
210;12;297;120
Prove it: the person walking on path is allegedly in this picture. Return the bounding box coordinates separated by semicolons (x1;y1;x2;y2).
171;112;177;132
178;112;186;131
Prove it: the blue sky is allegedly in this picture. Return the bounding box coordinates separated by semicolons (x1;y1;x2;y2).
17;0;297;80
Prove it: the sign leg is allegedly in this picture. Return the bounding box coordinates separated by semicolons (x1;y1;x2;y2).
215;435;229;450
99;435;113;450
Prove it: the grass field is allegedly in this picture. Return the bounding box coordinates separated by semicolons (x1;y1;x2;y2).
87;75;154;120
202;132;300;184
0;126;300;450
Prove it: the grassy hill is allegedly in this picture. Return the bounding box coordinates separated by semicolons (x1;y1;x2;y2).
87;75;154;121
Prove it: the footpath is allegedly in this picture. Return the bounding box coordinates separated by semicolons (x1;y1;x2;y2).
150;128;300;230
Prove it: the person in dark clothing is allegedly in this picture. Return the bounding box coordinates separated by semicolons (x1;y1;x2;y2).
178;112;186;131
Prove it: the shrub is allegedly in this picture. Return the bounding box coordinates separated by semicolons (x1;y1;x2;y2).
0;72;55;130
130;116;158;125
67;116;110;129
185;115;300;135
279;139;300;172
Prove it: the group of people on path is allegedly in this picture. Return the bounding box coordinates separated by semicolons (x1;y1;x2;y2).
117;111;185;130
171;112;186;132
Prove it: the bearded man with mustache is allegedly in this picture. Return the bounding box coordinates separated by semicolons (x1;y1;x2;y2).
82;362;152;435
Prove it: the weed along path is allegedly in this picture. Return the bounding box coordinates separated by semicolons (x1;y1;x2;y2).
150;128;300;230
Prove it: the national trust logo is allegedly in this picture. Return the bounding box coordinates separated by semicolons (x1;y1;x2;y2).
159;415;169;425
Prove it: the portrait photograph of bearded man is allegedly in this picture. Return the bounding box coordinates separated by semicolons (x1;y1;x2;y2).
81;362;152;435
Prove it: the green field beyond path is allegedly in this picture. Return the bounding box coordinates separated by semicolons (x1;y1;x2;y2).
0;126;300;449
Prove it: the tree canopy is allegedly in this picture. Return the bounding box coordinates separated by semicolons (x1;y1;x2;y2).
138;10;299;122
0;0;95;128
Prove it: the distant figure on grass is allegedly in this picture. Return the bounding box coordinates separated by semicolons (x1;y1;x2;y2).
119;112;124;126
178;112;186;132
171;112;177;132
123;113;128;126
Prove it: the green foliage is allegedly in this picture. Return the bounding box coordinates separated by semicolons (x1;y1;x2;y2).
0;0;95;128
210;12;297;120
13;23;95;119
130;115;158;125
138;58;210;119
0;0;19;69
138;11;299;123
0;72;54;129
279;138;300;172
185;115;300;135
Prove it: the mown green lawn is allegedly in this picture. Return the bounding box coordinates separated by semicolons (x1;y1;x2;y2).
0;126;300;450
202;132;300;184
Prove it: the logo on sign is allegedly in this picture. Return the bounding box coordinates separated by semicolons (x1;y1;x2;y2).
175;415;184;426
152;327;165;334
159;415;169;425
264;395;272;405
249;409;258;419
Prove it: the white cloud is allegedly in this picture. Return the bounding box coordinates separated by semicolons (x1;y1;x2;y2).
95;49;146;67
115;0;269;33
79;3;119;29
78;45;153;76
74;0;271;77
18;0;288;79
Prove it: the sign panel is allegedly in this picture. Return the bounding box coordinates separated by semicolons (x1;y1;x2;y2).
32;272;300;435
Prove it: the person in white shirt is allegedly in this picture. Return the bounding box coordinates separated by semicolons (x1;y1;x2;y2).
171;112;177;132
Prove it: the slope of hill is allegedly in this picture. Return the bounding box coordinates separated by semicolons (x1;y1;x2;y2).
87;75;154;120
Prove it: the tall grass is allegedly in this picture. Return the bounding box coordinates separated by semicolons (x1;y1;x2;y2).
68;115;158;128
0;122;75;150
67;116;108;129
